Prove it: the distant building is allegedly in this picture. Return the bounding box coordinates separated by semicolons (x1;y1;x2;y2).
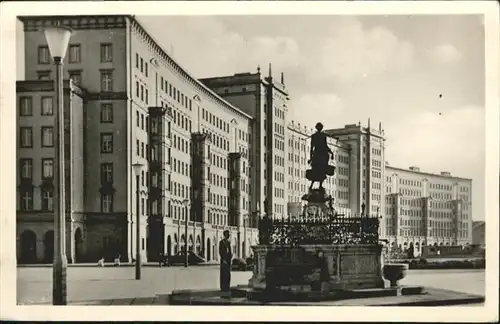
472;221;485;246
384;166;473;254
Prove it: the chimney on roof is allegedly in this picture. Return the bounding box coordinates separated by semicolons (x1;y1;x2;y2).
379;121;382;132
268;63;272;78
281;72;285;85
441;171;451;176
257;65;261;74
409;166;421;172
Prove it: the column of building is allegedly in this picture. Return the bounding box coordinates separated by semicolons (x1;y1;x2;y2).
394;193;402;248
228;152;242;256
146;106;168;262
190;132;208;256
422;196;431;247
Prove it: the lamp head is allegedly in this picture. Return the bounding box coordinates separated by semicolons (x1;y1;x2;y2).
44;26;72;62
132;162;144;175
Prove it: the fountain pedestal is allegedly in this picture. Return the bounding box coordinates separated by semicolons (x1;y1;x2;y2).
249;244;387;293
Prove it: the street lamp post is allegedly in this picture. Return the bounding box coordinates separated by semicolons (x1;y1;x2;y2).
243;214;249;258
132;163;144;280
182;199;189;267
44;25;72;306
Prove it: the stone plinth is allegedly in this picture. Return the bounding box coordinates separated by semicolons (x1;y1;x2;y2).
249;244;386;292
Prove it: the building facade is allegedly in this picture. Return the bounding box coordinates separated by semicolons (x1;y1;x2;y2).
16;80;85;264
200;67;290;220
384;165;473;254
17;15;257;263
16;15;474;264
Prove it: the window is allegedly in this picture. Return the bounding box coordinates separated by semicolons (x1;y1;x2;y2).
37;46;50;64
100;133;113;153
135;53;139;68
68;44;81;63
19;97;32;116
19;159;33;180
41;188;54;211
69;71;82;85
41;127;54;147
20;127;33;148
101;194;113;213
136;81;139;97
100;103;113;123
100;43;113;62
41;97;53;115
100;70;113;92
20;189;34;211
41;158;54;179
140;57;144;73
100;163;113;183
37;71;51;80
145;62;148;77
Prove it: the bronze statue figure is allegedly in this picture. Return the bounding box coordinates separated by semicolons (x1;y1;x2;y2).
307;122;334;191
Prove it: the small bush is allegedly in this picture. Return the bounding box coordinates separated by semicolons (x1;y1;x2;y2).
407;259;485;270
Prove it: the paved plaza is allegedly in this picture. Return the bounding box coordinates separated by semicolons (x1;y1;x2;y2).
16;266;485;305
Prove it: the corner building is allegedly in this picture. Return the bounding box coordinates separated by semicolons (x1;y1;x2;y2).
17;15;257;263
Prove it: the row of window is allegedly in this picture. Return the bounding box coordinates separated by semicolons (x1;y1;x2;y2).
19;158;53;180
372;148;382;156
19;97;53;116
38;43;113;65
19;127;54;148
19;188;53;211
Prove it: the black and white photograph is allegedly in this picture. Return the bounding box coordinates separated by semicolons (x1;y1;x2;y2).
0;1;498;322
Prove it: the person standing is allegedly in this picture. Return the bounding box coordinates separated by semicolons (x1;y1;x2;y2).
219;230;232;297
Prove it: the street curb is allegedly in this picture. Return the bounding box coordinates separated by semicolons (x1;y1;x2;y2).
17;262;221;268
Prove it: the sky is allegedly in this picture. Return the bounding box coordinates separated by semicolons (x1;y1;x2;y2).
16;14;486;221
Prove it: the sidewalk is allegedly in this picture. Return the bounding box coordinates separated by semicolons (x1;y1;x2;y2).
18;261;220;268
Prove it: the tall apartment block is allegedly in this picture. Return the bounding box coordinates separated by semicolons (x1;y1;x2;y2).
200;67;290;220
16;15;257;264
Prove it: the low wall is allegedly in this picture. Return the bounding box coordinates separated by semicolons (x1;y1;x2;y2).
249;244;386;291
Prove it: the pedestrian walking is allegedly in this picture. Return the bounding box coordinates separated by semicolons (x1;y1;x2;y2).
219;230;233;297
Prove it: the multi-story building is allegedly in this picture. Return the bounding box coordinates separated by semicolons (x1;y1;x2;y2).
384;165;473;254
325;121;386;219
16;15;257;264
16;80;85;264
200;67;290;220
